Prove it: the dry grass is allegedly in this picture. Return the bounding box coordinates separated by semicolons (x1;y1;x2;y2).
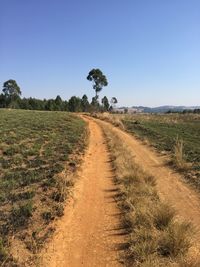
100;122;193;266
178;258;200;267
173;137;189;171
90;113;200;188
91;112;125;129
158;222;192;258
153;203;176;230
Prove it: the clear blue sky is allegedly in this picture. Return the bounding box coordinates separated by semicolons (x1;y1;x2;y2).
0;0;200;107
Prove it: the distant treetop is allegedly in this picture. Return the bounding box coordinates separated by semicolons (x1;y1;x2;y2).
87;69;108;98
3;79;21;98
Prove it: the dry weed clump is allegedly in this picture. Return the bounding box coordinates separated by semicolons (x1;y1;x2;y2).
173;136;189;171
158;222;192;258
101;123;192;266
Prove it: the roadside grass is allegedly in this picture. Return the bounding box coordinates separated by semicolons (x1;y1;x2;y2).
121;113;200;190
92;112;200;192
101;122;193;266
173;137;189;171
0;109;87;266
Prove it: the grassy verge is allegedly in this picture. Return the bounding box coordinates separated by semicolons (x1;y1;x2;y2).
0;109;87;266
101;121;197;267
122;113;200;190
91;113;200;192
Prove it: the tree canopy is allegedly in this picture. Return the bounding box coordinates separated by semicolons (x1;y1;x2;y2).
81;94;90;112
3;80;21;98
101;96;110;111
110;97;118;110
111;97;118;105
87;69;108;98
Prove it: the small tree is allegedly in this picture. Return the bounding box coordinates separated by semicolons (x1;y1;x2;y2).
110;97;118;109
55;95;63;110
68;96;81;112
101;96;110;111
81;94;90;112
45;99;57;111
0;94;6;108
87;69;108;99
2;80;21;108
124;108;128;114
3;80;21;98
90;96;100;112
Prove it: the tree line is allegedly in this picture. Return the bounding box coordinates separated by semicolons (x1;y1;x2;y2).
166;109;200;114
182;109;200;114
0;69;118;112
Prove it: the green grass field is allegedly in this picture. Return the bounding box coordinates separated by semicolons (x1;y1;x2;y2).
122;113;200;186
0;109;86;265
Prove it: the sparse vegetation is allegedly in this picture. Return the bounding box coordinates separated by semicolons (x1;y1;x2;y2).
101;121;192;266
122;113;200;190
158;222;191;258
173;136;188;171
153;203;175;230
10;201;34;228
0;109;87;266
92;112;200;191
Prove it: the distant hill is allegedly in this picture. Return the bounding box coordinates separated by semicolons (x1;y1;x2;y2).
116;106;200;113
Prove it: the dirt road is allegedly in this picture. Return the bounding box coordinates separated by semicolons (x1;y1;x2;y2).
41;118;124;267
96;118;200;245
42;116;200;266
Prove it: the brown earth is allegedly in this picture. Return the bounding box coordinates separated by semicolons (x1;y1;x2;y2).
41;117;125;267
